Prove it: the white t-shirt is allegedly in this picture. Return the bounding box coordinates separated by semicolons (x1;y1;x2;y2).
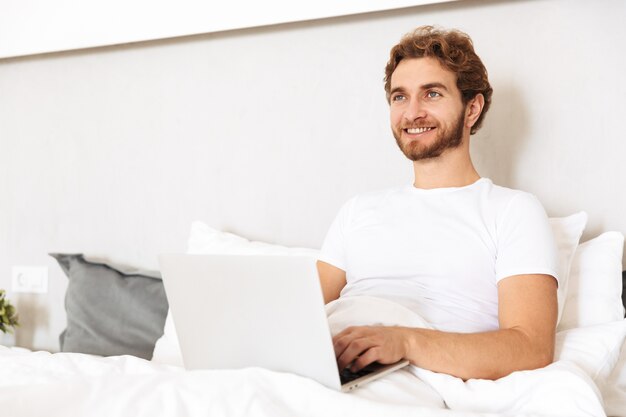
319;178;559;333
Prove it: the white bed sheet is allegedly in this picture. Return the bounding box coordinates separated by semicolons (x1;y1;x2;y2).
605;340;626;417
1;297;625;417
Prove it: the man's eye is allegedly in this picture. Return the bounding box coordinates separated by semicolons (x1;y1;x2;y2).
392;94;406;102
427;91;441;98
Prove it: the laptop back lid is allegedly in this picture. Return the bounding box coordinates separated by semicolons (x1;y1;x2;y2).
158;254;342;390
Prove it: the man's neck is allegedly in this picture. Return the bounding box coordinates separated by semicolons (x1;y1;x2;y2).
412;146;480;190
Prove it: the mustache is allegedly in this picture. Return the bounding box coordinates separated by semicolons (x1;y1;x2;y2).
400;121;438;129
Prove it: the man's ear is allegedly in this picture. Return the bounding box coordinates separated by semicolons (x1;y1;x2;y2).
465;94;485;129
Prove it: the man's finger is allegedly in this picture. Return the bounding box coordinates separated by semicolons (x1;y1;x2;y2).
333;327;368;355
333;332;356;358
336;336;372;370
351;347;380;372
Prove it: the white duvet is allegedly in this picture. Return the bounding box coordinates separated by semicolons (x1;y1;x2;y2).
1;296;625;417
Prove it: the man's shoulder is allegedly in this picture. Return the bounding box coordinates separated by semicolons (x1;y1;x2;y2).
484;180;539;207
484;181;549;228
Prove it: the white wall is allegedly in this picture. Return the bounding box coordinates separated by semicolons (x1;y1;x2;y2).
1;0;625;351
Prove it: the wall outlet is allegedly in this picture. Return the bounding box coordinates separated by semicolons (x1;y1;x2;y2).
12;266;49;293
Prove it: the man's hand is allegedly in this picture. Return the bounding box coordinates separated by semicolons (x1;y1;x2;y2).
333;326;410;372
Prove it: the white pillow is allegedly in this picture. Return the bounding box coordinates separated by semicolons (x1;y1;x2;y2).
187;221;320;257
558;231;625;331
151;222;320;365
549;212;588;326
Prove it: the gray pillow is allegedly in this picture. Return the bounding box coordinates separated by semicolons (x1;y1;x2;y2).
50;253;168;359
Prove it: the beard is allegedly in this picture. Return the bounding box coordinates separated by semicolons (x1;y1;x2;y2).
393;110;465;161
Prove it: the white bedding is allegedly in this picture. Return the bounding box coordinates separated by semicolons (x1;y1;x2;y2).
2;296;625;417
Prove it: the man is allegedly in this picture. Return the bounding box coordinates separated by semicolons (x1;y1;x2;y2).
317;26;559;381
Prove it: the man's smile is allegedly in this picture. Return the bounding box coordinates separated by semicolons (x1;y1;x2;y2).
404;127;435;135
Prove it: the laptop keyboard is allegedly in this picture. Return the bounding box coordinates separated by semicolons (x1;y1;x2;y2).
339;362;384;384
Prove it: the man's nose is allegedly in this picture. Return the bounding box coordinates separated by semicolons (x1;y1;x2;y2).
403;98;427;121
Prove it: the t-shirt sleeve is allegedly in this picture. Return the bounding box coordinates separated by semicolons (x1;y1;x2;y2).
318;198;355;271
495;192;559;285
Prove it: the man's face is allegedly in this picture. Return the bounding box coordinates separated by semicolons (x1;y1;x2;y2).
389;57;468;161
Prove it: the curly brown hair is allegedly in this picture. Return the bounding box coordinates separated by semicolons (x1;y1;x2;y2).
384;26;493;135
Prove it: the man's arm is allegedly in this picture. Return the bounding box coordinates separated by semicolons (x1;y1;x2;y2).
333;273;557;380
317;260;347;304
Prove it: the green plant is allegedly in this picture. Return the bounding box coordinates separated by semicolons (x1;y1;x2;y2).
0;289;19;334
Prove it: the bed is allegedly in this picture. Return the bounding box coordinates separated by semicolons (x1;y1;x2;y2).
1;215;625;417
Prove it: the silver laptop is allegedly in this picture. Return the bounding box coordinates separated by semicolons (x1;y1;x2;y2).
158;254;409;392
